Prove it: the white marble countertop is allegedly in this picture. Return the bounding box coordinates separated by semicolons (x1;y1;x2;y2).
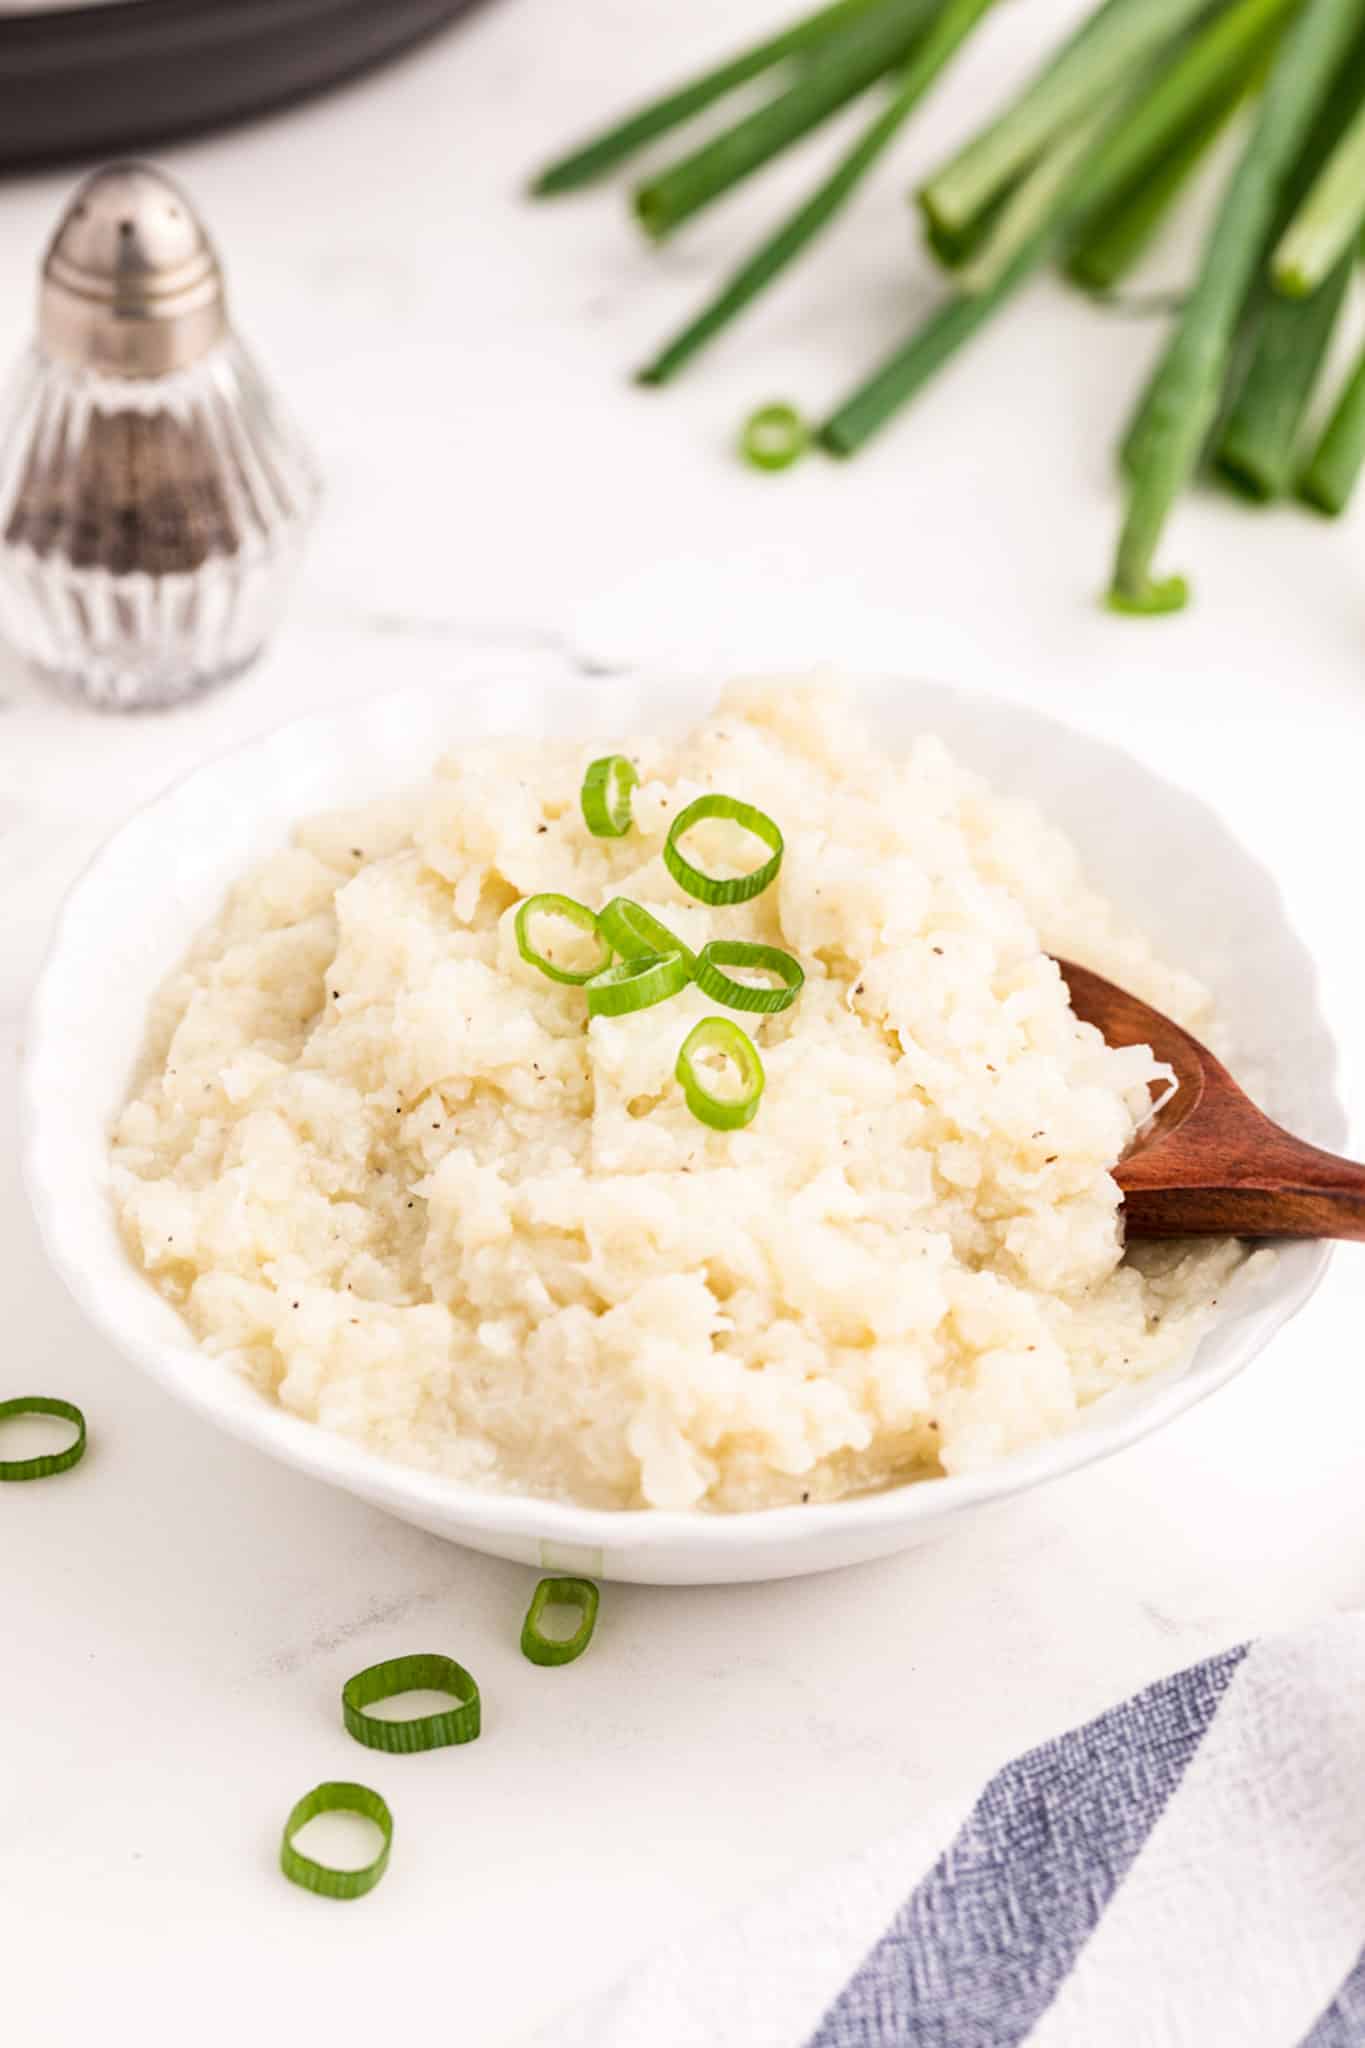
4;3;1365;2042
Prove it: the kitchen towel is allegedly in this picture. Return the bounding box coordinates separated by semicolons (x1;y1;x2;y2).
537;1613;1365;2047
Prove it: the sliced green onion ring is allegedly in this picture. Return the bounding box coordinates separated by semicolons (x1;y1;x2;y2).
598;896;696;975
581;754;640;837
521;1576;600;1667
740;403;809;472
0;1396;86;1481
585;950;691;1018
342;1653;481;1753
664;794;784;906
515;893;613;986
694;940;804;1015
676;1016;766;1130
280;1781;393;1901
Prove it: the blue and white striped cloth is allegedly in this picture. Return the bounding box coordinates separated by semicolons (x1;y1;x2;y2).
541;1616;1365;2047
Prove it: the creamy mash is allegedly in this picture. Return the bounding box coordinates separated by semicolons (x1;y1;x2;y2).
112;684;1242;1510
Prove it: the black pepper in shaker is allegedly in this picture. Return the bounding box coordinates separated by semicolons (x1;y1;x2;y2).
0;161;320;711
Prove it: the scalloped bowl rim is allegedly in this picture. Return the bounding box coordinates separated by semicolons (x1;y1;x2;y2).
18;659;1342;1578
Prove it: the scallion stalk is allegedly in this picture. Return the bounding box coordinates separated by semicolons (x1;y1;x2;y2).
1211;25;1365;499
1063;0;1285;292
1213;251;1353;499
1299;335;1365;513
1119;20;1365;486
1069;0;1297;236
633;0;938;241
820;3;1254;445
1108;0;1365;616
922;184;1018;271
959;105;1112;296
1036;0;1288;298
819;233;1048;458
917;0;1220;246
1272;93;1365;293
636;0;998;383
1065;87;1249;293
529;0;887;194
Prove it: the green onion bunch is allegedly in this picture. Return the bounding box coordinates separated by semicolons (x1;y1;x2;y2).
531;0;1365;612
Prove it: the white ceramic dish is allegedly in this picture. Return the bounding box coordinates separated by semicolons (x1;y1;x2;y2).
21;653;1343;1583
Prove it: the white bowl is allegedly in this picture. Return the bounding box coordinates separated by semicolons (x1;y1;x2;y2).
21;654;1343;1584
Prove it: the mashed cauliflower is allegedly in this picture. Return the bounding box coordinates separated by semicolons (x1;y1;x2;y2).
112;683;1243;1510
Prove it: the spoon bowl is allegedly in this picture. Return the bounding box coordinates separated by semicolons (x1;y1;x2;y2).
1059;959;1365;1240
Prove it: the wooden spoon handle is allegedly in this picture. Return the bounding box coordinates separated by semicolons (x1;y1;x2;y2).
1121;1130;1365;1241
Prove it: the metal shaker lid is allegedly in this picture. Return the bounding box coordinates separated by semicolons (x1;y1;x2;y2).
39;162;227;377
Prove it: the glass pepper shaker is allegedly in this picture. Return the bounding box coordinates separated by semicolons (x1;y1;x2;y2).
0;161;320;711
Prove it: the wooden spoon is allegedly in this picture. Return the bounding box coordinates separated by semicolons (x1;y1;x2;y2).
1056;959;1365;1241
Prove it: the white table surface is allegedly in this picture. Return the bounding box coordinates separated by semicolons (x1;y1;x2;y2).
4;3;1365;2042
